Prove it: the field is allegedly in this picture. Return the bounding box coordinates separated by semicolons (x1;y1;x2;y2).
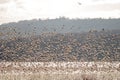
0;62;120;80
0;25;120;80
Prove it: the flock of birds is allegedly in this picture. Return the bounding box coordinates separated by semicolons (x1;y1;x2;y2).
0;26;120;61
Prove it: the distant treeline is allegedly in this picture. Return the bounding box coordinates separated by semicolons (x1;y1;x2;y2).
0;18;120;36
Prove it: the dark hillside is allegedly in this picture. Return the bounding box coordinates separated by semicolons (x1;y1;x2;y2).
0;30;120;61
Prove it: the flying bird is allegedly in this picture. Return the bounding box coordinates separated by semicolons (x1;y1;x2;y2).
78;2;82;5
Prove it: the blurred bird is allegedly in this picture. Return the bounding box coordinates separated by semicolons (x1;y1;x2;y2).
78;2;82;5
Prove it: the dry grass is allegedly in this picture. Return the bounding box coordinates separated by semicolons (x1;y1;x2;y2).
0;62;120;80
0;71;120;80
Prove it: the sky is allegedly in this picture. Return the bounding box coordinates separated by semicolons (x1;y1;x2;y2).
0;0;120;24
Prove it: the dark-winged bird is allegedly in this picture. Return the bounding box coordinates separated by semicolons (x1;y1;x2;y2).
78;2;82;5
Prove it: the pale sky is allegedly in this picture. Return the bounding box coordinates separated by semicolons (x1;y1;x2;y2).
0;0;120;24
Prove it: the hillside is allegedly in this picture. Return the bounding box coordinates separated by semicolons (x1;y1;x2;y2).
0;30;120;61
0;18;120;35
